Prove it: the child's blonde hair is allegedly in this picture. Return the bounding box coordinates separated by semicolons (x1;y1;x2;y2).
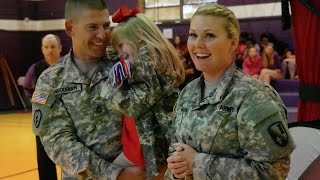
111;13;185;87
262;43;275;67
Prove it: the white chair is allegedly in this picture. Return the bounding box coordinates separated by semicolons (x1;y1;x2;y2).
287;121;320;180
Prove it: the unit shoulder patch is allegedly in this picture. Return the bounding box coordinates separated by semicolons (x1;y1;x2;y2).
268;122;288;147
33;109;42;128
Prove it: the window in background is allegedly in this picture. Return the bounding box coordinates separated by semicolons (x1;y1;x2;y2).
183;0;217;19
145;6;180;21
145;0;180;8
144;0;217;21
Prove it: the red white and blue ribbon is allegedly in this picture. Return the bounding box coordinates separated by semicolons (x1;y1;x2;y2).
110;57;131;87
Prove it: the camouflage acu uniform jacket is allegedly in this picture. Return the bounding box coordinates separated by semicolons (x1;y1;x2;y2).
101;46;179;177
32;50;124;180
166;64;295;180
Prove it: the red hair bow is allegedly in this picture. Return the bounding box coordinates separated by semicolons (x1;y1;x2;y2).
112;6;141;23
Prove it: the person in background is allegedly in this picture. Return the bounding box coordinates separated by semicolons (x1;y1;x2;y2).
259;43;283;84
23;34;62;100
235;33;247;69
32;0;147;179
101;6;185;179
165;3;295;179
173;35;188;60
282;50;297;79
242;47;262;79
172;35;198;89
23;33;62;180
243;38;260;59
259;33;270;54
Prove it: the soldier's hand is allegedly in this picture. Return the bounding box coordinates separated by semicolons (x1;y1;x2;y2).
117;166;146;180
171;143;197;177
167;150;189;178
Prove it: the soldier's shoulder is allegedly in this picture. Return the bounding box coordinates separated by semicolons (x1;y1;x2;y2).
39;55;69;80
233;71;275;98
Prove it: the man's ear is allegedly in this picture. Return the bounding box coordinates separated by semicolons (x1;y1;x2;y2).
65;20;73;37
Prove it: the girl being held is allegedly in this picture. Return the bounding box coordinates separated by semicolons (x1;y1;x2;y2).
101;6;185;179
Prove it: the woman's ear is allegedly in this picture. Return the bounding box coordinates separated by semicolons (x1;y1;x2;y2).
65;20;73;37
231;36;239;51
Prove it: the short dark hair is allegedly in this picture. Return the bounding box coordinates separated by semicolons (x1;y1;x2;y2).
65;0;107;20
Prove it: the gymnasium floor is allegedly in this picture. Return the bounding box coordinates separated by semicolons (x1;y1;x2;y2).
0;111;61;180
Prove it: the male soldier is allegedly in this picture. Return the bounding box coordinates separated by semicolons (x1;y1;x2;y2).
32;0;146;179
24;34;62;180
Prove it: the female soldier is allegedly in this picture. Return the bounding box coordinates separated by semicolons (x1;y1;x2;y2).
166;4;294;180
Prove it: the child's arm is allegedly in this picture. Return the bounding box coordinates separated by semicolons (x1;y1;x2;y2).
103;47;170;119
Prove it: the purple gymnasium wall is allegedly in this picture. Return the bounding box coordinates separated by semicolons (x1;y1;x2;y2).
0;0;137;109
0;0;292;109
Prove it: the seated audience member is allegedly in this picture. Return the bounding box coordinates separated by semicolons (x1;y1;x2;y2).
243;38;260;59
282;50;297;79
235;34;247;69
173;35;200;89
247;33;261;55
173;35;188;59
259;33;271;54
242;47;262;79
259;43;283;84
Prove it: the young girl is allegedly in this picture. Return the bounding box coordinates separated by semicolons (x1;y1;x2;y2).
259;43;283;84
242;47;262;79
101;6;185;179
282;50;297;79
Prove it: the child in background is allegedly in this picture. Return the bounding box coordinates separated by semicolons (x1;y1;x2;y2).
282;50;297;79
242;47;262;79
100;6;185;179
259;43;283;84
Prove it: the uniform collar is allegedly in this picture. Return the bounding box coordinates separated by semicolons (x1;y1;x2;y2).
63;49;112;87
192;63;237;109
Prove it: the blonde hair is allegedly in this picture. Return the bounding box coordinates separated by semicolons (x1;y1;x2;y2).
111;13;185;87
262;43;275;67
192;4;240;40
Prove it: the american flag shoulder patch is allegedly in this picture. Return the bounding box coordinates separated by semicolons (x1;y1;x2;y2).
31;90;49;105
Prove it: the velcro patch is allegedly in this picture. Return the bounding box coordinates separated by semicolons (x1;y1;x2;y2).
31;91;49;105
54;85;82;95
33;109;42;128
268;122;288;147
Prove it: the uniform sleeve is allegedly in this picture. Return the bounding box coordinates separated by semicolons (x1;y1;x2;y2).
32;76;123;180
23;64;36;98
103;54;162;119
191;99;295;180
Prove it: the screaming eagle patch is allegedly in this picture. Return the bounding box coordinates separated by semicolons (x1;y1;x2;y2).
33;109;42;128
268;122;288;147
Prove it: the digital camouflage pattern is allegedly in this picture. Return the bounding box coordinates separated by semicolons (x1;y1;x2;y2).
166;64;295;180
32;50;123;180
101;46;179;178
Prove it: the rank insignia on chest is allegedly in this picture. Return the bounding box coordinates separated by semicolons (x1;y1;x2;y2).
268;122;288;147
